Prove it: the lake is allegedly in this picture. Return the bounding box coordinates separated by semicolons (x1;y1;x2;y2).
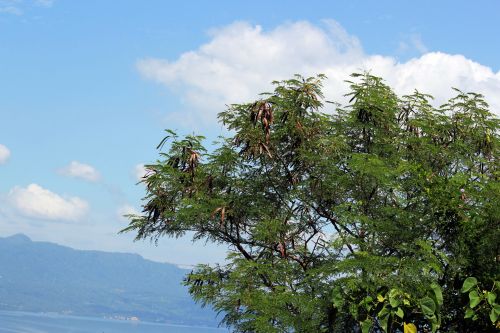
0;311;228;333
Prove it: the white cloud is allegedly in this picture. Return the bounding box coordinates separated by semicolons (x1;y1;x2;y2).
8;184;89;222
58;161;101;182
0;144;10;164
137;20;500;127
133;163;148;182
116;204;140;222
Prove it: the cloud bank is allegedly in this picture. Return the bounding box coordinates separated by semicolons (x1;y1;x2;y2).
58;161;100;182
8;184;88;222
137;20;500;127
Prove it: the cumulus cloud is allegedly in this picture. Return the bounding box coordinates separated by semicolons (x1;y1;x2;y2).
137;20;500;127
8;184;89;221
58;161;101;182
0;144;10;164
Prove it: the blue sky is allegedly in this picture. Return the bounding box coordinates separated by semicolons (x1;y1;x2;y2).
1;0;499;266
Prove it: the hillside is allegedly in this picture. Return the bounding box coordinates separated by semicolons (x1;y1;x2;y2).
0;234;219;326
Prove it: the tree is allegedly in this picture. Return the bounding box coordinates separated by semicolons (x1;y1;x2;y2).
122;73;499;332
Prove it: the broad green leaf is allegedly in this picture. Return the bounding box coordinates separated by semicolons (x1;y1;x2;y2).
390;298;400;308
377;305;390;332
431;319;439;333
469;290;481;308
420;296;436;317
361;320;372;333
461;277;478;293
427;314;440;333
377;294;385;303
360;296;374;311
464;307;474;319
389;289;400;308
487;291;497;305
395;307;404;319
379;314;389;332
490;308;499;324
378;306;390;318
403;322;417;333
431;283;443;306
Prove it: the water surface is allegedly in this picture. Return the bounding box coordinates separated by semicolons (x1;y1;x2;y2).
0;311;227;333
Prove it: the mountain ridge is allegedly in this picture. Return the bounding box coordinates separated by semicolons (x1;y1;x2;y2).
2;233;175;266
0;233;219;326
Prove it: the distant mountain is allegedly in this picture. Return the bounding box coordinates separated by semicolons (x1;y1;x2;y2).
0;234;220;326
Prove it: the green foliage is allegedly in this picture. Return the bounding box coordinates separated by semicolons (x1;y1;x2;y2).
461;278;500;328
123;73;500;332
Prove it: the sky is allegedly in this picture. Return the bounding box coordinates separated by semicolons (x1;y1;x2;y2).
1;0;499;266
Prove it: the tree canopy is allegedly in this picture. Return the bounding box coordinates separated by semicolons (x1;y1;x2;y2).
123;73;499;332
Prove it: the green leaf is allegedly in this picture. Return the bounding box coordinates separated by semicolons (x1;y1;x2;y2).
390;298;400;308
464;307;474;319
420;296;436;317
430;319;439;333
469;290;481;308
427;312;440;333
395;307;404;319
378;305;390;318
361;320;372;333
389;289;401;308
487;291;497;305
430;283;443;306
377;305;391;332
461;277;478;293
379;314;389;332
377;294;385;303
490;308;499;324
360;296;374;311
